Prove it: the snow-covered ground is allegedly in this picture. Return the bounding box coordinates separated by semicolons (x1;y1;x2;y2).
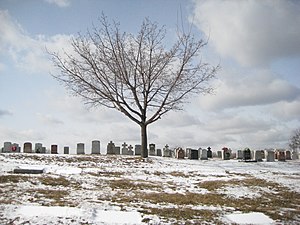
0;153;299;224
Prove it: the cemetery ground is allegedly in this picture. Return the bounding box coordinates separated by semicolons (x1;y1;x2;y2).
0;153;299;224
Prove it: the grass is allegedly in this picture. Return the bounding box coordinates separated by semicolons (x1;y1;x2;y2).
1;154;300;224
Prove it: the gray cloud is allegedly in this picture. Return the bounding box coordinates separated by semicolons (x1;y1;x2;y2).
192;0;300;66
0;109;13;117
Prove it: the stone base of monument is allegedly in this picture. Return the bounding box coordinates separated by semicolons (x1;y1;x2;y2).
13;168;44;174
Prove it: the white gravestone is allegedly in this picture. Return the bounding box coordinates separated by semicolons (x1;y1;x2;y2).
149;144;156;156
122;142;129;155
128;145;134;155
199;148;208;160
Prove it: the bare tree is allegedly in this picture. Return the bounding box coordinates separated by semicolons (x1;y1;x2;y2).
50;15;219;158
289;128;300;151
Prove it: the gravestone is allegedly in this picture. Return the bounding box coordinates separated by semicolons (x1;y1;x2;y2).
254;150;262;162
121;142;129;155
135;144;141;155
149;144;156;156
217;151;222;158
265;149;275;162
115;146;120;155
237;150;243;159
41;147;46;154
285;150;292;160
51;145;58;154
207;147;212;158
222;147;230;160
128;145;134;155
243;148;251;161
92;140;101;154
292;150;299;160
176;148;185;159
77;143;85;154
23;142;32;153
200;148;208;160
64;146;69;154
107;141;116;155
156;148;162;156
187;148;199;160
261;150;265;159
3;142;12;153
277;150;286;161
163;144;171;157
11;143;20;153
35;143;43;153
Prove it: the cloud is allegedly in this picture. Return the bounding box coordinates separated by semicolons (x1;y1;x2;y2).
192;0;300;66
197;69;300;110
36;113;64;125
0;109;13;117
0;10;72;75
44;0;71;7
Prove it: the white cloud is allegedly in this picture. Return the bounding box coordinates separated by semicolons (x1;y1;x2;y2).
192;0;300;66
197;68;300;110
0;10;73;75
36;113;64;125
44;0;71;8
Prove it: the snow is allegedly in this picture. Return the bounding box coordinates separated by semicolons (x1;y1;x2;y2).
13;205;142;224
0;153;299;224
224;212;274;225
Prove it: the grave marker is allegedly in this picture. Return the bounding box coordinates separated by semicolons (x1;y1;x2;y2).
187;148;199;160
265;149;275;162
156;148;162;156
237;150;243;159
64;146;69;154
121;142;129;155
254;150;262;162
222;147;230;160
35;143;43;153
135;144;141;155
149;143;156;156
23;142;32;153
176;147;185;159
77;143;85;154
92;140;101;154
128;145;134;155
107;141;115;155
285;150;292;160
243;148;251;161
51;145;58;154
207;147;212;158
200;148;208;160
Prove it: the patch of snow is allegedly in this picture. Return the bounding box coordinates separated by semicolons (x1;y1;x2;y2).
224;212;274;225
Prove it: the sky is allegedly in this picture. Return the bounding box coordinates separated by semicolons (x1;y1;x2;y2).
0;0;300;154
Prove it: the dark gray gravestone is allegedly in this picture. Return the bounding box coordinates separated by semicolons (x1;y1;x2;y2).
64;146;69;154
156;148;162;156
14;168;44;174
207;147;212;158
243;148;251;160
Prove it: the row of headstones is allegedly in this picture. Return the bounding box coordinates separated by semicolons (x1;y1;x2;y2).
235;148;298;161
0;141;101;154
106;141;160;156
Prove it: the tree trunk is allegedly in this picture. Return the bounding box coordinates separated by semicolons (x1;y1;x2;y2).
140;123;148;158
